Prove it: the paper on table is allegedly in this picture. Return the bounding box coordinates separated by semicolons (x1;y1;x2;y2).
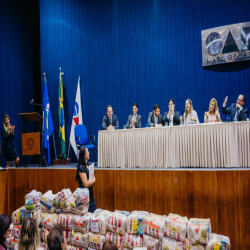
89;163;94;180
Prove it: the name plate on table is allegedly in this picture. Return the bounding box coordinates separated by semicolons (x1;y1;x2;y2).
22;132;40;156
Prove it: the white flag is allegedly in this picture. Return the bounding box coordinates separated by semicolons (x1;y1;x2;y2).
69;76;83;159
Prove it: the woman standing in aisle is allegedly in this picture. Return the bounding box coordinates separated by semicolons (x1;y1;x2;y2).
75;146;96;213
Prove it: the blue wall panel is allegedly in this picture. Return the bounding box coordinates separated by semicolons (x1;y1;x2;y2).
40;0;250;163
0;0;40;167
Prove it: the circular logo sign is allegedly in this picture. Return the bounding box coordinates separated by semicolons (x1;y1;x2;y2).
27;138;34;150
205;32;223;55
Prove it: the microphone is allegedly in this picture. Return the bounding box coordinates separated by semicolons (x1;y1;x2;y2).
30;99;34;104
226;107;231;122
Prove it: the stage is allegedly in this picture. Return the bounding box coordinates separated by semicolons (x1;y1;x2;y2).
0;165;249;249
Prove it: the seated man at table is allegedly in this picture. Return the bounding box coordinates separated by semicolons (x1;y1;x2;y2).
125;103;142;129
147;103;163;127
102;105;119;130
222;95;249;121
163;99;181;126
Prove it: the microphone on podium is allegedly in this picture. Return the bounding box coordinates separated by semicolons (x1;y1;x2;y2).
30;99;34;104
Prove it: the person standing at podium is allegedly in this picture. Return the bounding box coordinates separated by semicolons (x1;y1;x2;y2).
1;114;19;167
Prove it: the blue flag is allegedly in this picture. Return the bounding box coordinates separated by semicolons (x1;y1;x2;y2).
43;77;54;165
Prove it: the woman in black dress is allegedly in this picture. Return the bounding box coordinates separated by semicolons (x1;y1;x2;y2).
1;114;19;167
75;146;96;213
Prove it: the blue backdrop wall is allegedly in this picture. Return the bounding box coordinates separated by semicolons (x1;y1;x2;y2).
40;0;250;163
0;0;40;167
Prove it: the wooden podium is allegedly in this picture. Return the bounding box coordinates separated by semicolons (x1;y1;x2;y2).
19;113;43;167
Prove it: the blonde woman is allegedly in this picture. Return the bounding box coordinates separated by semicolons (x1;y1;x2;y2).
15;218;42;250
180;99;199;125
1;114;19;167
204;98;222;123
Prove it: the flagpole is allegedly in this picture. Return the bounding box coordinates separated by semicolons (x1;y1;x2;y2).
53;132;58;160
59;67;62;157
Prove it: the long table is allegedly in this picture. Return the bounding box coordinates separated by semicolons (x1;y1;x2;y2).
98;122;250;168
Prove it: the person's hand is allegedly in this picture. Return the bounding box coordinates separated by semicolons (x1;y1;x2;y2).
157;123;162;127
236;103;242;109
190;118;196;122
108;125;113;131
10;125;15;131
92;175;96;183
180;116;183;123
223;96;228;106
132;117;135;124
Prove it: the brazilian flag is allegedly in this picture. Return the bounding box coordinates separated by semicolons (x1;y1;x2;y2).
58;72;66;158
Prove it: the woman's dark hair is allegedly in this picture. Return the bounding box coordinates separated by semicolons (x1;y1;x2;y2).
132;103;138;109
102;240;118;250
75;146;88;185
153;103;160;111
47;224;65;250
168;99;175;105
0;214;11;246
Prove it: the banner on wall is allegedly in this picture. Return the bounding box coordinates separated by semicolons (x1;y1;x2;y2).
201;22;250;66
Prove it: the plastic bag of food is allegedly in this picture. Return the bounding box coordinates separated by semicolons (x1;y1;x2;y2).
65;230;72;244
73;188;90;205
183;238;205;250
123;233;143;249
72;213;92;233
188;219;211;244
41;212;59;230
41;241;48;250
162;236;184;250
91;210;112;235
205;233;230;250
107;212;127;235
55;189;72;201
106;231;124;250
41;191;56;210
40;203;56;214
58;213;74;230
143;233;162;250
12;206;25;225
71;231;89;248
25;209;41;226
25;190;42;205
13;225;21;239
114;210;130;217
164;213;188;242
126;211;149;235
6;238;19;250
88;232;106;250
40;227;50;243
143;214;165;239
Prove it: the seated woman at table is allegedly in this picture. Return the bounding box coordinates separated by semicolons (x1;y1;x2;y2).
180;98;199;125
204;98;222;123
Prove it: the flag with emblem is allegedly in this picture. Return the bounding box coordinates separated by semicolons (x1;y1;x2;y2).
43;76;54;165
69;76;83;159
58;71;66;158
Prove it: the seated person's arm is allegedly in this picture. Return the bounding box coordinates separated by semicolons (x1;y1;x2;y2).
136;116;142;128
102;116;107;130
173;112;180;125
114;118;119;130
147;114;154;127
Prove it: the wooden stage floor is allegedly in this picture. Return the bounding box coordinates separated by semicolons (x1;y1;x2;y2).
0;166;249;249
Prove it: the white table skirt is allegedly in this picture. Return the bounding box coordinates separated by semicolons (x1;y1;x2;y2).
98;122;250;168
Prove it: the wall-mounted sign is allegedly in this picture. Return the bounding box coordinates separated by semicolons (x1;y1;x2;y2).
201;22;250;66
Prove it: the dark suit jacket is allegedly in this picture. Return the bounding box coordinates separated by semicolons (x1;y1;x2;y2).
125;114;142;129
222;103;249;121
163;111;181;126
147;111;163;127
102;114;119;130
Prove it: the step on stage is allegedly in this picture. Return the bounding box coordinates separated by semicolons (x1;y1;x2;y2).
0;165;249;249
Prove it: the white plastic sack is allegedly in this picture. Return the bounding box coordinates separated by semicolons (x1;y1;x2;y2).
164;213;188;242
106;231;124;250
123;233;143;249
107;212;127;235
126;211;149;235
183;239;205;250
25;190;42;205
41;212;59;230
91;210;112;235
205;233;230;250
143;233;162;250
88;232;106;250
162;236;184;250
12;206;25;225
188;219;211;244
72;213;92;233
71;231;89;248
144;214;165;239
59;213;74;230
41;191;56;210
